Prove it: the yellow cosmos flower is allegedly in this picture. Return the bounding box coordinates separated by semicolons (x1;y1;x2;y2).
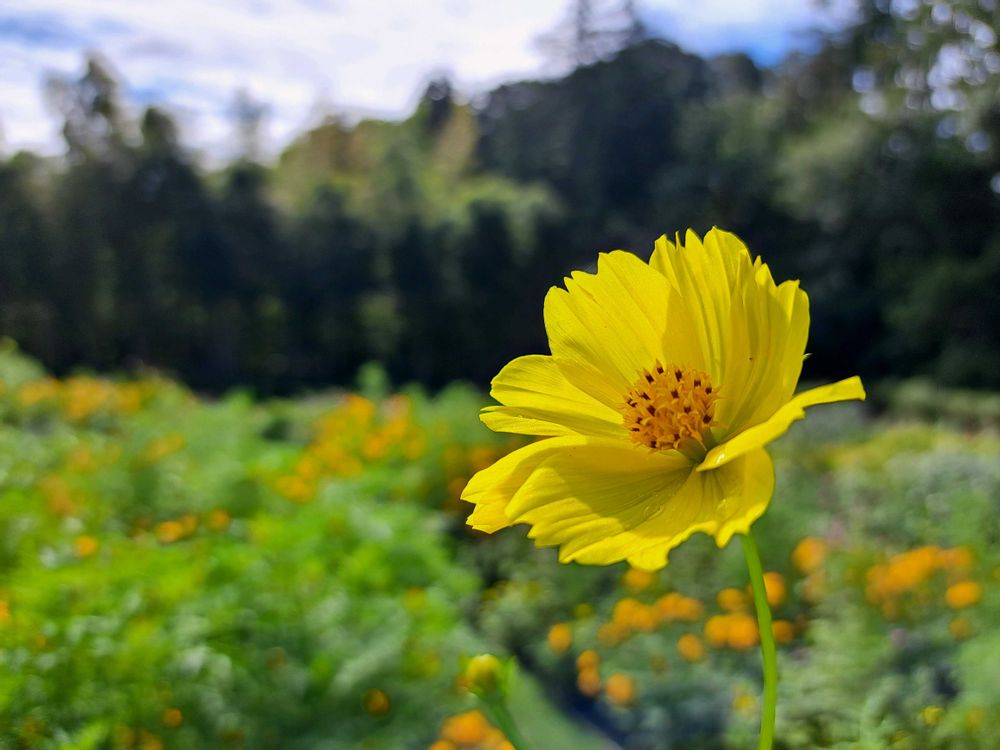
462;228;865;570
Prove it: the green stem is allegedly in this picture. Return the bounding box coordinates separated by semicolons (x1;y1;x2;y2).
741;530;778;750
482;697;531;750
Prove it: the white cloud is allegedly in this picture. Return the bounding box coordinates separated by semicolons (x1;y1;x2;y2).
0;0;838;160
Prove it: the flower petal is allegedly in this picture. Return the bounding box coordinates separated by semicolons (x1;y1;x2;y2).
463;436;589;533
468;436;773;570
480;355;625;440
699;376;867;472
650;229;811;438
718;258;810;435
543;250;702;408
650;229;738;381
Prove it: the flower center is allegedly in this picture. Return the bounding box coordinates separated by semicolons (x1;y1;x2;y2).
620;361;719;452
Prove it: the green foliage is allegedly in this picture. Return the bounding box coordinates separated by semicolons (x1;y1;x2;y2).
3;7;998;391
471;404;1000;749
0;350;999;748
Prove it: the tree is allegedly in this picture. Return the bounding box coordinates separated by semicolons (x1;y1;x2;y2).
536;0;647;68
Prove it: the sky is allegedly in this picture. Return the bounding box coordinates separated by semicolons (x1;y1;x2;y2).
0;0;846;161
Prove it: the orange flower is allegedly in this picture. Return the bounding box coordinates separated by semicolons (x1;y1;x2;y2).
207;509;231;531
156;521;184;544
771;620;795;644
762;572;786;608
362;689;390;716
440;710;489;744
622;567;655;592
547;623;573;654
74;535;100;558
945;581;982;609
791;537;827;574
655;592;704;622
576;649;600;671
677;633;706;662
717;587;749;612
726;613;759;650
605;674;636;706
577;667;601;696
704;615;730;648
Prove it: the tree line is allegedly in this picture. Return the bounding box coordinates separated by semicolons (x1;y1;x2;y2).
0;0;997;392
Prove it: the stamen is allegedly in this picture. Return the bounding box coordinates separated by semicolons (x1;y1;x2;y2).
619;362;720;452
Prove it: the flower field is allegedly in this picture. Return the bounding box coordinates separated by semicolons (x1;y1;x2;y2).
0;343;998;749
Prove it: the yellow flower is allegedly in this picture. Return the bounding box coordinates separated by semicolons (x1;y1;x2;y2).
771;620;796;644
547;623;573;654
73;535;100;558
622;566;655;592
605;673;636;706
945;580;982;609
577;667;601;696
726;613;759;650
440;710;489;744
792;536;828;574
655;592;703;622
704;615;731;648
362;688;391;716
717;587;749;612
463;229;864;569
676;633;706;662
919;705;943;727
577;649;600;671
762;571;787;608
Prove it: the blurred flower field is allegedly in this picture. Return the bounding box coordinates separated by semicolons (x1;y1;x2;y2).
0;343;998;749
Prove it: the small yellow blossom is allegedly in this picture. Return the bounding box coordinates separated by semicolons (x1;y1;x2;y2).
704;615;731;648
717;587;749;612
762;571;786;608
440;710;489;744
945;580;982;609
938;546;973;572
547;623;573;654
791;537;828;574
74;535;100;558
207;509;231;531
576;649;600;671
677;633;706;662
771;620;795;644
362;688;390;716
622;567;655;592
577;667;601;696
732;687;757;717
597;622;625;646
726;613;759;650
156;521;184;544
919;705;943;727
655;592;703;622
605;673;636;706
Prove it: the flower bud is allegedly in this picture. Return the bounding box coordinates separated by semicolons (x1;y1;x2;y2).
463;654;508;700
